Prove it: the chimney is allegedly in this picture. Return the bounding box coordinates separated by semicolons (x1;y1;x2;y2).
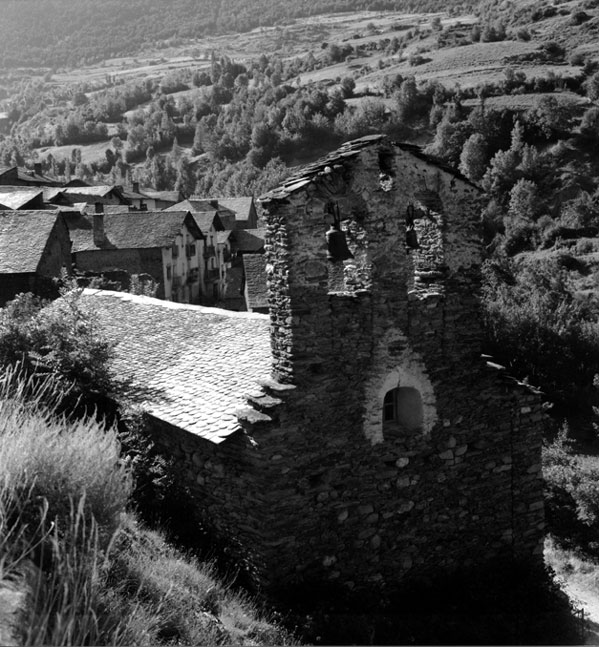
93;203;105;247
33;162;42;176
132;181;140;194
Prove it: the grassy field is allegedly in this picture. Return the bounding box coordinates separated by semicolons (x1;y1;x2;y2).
36;140;116;166
461;91;591;111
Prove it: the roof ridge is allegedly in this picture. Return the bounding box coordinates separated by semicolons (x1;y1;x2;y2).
82;288;269;319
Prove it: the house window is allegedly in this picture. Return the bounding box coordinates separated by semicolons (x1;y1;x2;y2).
166;265;172;281
172;243;179;258
383;387;423;431
186;243;196;258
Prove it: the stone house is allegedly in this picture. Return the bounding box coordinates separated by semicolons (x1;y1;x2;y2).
68;210;204;303
0;210;71;304
81;135;545;592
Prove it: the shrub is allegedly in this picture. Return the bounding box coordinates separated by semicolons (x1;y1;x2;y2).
482;258;599;404
0;286;116;398
544;426;599;553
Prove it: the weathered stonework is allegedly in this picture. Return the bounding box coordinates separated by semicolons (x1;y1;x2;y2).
146;135;545;592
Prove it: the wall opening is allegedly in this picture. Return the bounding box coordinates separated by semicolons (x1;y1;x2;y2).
383;387;424;431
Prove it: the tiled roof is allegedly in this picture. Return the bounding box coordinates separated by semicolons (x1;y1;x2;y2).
218;197;254;220
17;168;60;186
167;199;218;212
0;166;60;187
193;211;224;233
259;135;479;203
80;289;271;443
140;188;180;203
243;254;268;311
0;210;60;273
120;189;147;200
231;228;266;253
66;211;200;252
43;187;66;203
217;230;232;244
63;185;117;198
0;186;44;210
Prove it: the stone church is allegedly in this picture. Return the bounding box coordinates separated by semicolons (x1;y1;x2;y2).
85;134;545;590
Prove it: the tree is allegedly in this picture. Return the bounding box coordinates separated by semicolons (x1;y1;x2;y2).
459;133;488;182
174;156;196;199
580;106;599;144
508;178;541;224
340;76;355;99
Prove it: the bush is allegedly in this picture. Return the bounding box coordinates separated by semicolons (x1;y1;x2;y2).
482;258;599;404
0;286;116;398
544;426;599;553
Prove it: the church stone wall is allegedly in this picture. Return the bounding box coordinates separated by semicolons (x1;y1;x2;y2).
149;137;545;592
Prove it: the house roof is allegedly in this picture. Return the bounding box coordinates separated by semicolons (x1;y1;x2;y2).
139;188;180;203
66;210;202;253
218;197;254;221
0;186;44;210
217;230;232;244
0;210;61;273
0;166;61;187
259;134;479;203
62;185;121;198
243;254;268;311
231;228;266;253
192;211;224;234
79;289;271;443
43;187;66;203
167;199;218;213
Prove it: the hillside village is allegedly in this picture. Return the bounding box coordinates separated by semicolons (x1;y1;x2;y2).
0;165;268;311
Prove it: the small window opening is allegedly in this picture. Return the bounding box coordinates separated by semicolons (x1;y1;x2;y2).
383;387;424;431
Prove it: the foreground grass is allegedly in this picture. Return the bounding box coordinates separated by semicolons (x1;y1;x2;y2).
0;366;292;646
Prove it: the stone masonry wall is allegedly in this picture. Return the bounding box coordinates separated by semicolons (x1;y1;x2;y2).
148;137;545;592
75;248;165;296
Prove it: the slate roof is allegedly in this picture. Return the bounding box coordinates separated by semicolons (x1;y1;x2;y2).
0;166;61;187
66;211;201;253
231;228;266;253
63;185;121;198
0;186;44;210
167;199;219;212
218;197;254;221
140;188;181;203
193;211;224;234
217;230;232;245
0;210;60;273
259;134;479;203
43;187;66;203
243;254;269;311
80;289;271;443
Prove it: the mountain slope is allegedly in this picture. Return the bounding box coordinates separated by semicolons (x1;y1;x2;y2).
0;0;475;68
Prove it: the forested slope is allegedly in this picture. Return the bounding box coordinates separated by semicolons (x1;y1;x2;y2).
0;0;474;68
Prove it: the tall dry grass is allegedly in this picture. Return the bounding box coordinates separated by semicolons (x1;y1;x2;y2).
0;365;294;645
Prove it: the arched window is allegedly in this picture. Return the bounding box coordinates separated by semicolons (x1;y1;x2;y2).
383;387;424;431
